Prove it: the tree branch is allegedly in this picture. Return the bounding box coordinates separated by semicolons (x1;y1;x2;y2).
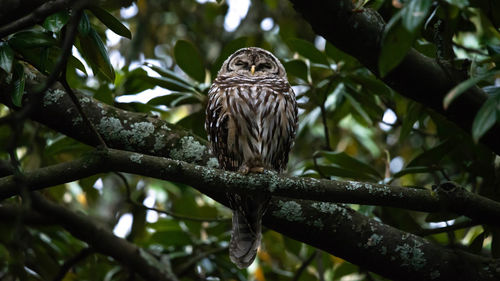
289;0;500;155
2;148;499;226
0;0;73;38
28;193;180;281
0;200;179;281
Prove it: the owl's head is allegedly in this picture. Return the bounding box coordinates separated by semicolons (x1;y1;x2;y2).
218;47;287;78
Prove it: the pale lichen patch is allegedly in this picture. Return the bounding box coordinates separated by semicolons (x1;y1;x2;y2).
98;117;123;139
272;200;304;222
72;116;83;126
206;157;220;169
80;97;90;103
311;202;352;220
129;153;143;164
312;218;324;229
129;122;155;145
170;136;206;163
430;270;440;279
380;246;387;255
161;124;171;131
365;234;383;247
154;133;167;152
43;89;65;107
395;241;426;270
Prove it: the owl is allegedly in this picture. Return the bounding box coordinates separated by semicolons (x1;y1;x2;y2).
205;47;298;268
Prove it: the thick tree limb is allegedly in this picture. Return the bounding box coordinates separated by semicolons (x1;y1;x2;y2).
0;202;179;281
0;0;74;38
289;0;500;155
0;65;214;165
28;193;180;281
1;148;499;227
0;152;498;280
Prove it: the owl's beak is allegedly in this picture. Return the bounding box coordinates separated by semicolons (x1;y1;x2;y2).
250;65;255;75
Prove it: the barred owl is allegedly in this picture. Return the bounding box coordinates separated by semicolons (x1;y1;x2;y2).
205;47;298;268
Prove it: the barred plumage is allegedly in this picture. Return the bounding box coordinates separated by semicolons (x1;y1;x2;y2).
205;47;298;268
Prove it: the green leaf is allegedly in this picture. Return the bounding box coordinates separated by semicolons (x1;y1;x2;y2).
469;231;486;254
316;151;382;180
344;91;372;125
78;28;115;82
392;166;437;178
11;62;25;107
400;102;423;141
378;13;414;77
471;94;499;142
148;93;201;107
173;40;206;82
89;6;132;39
78;12;91;36
288;38;329;65
0;41;14;73
67;55;88;75
315;164;375;180
8;30;58;49
402;0;432;32
121;68;155;94
211;37;248;76
443;70;500;109
406;140;456;167
143;76;196;92
284;59;308;81
43;11;70;32
143;63;193;88
324;42;357;66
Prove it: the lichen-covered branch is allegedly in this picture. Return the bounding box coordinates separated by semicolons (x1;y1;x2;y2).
0;196;179;281
29;193;180;281
0;149;498;280
0;64;215;166
1;148;500;227
289;0;500;155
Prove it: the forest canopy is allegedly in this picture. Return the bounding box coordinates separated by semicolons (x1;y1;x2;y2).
0;0;499;280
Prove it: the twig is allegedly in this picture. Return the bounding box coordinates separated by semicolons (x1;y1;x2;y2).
52;247;94;281
319;103;331;151
291;251;317;281
416;220;477;236
176;247;227;277
60;78;108;148
57;1;107;148
0;0;72;38
114;172;228;223
452;42;488;56
30;192;180;281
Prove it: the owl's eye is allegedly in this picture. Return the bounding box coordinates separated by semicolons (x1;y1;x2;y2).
256;63;272;71
235;60;248;66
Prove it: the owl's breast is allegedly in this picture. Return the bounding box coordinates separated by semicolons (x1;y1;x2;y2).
222;85;294;170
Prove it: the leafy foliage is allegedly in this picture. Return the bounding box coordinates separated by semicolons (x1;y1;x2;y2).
0;0;499;280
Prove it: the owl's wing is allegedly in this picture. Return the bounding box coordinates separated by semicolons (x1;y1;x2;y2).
274;87;298;171
205;85;238;171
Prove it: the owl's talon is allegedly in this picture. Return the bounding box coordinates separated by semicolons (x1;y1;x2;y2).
250;167;265;173
238;165;250;175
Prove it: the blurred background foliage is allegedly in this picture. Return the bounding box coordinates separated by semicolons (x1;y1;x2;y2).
0;0;499;280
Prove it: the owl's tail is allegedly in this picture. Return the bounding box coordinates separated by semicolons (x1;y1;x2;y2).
228;194;269;268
